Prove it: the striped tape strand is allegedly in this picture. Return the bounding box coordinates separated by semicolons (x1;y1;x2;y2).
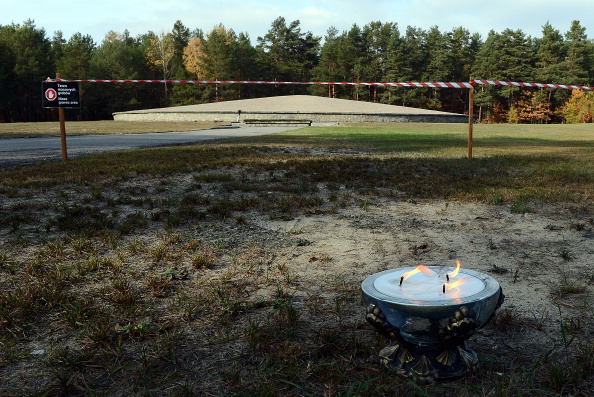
472;79;594;91
53;78;472;88
51;78;594;90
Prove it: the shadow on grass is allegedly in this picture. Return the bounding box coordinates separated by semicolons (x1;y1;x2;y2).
224;129;594;154
281;154;591;203
1;141;591;205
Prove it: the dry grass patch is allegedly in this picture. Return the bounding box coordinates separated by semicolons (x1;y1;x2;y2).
0;120;225;138
0;123;593;395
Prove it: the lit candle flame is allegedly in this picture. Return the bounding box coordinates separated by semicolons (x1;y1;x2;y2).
444;278;468;291
400;265;436;285
448;258;462;280
443;277;470;297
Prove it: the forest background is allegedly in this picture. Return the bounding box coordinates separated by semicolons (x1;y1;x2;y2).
1;17;594;124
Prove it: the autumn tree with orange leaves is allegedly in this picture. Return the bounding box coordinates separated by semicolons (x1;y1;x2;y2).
507;90;554;124
562;89;594;123
183;25;238;101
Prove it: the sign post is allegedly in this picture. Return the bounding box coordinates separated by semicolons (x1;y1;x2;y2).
468;80;475;159
57;74;68;161
42;75;81;161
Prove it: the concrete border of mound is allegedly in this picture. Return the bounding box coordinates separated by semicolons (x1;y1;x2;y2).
113;95;467;125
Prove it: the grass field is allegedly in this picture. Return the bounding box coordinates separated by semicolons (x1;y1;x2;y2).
2;122;592;205
0;122;593;396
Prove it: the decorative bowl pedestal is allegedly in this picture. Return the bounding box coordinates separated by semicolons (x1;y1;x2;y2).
361;266;504;384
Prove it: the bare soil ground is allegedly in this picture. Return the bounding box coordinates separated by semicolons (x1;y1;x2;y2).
252;197;594;363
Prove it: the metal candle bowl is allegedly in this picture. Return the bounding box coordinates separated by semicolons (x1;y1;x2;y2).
361;267;504;384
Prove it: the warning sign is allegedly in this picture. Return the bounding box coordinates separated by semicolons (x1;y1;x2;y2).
42;81;80;108
45;88;57;101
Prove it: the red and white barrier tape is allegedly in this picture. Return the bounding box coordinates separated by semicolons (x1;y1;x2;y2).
472;79;593;90
53;78;472;88
51;78;594;90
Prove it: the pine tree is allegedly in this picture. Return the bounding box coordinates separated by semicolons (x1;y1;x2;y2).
381;23;404;105
232;32;261;99
534;22;567;121
310;26;342;98
423;26;452;109
56;33;95;79
472;29;536;121
171;20;191;79
257;17;320;95
398;26;428;108
0;38;17;121
89;30;151;118
563;20;591;85
447;27;481;114
50;31;65;68
340;24;366;100
449;27;480;81
535;22;565;82
362;22;396;102
0;20;53;121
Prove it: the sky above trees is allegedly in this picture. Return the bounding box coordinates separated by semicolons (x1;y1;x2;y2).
3;0;594;44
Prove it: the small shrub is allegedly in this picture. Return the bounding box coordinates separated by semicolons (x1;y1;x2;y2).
102;277;140;311
552;270;586;297
192;249;216;269
510;200;532;214
490;194;504;205
52;204;115;235
150;242;170;262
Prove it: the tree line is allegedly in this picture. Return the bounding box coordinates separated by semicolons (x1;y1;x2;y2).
1;17;593;123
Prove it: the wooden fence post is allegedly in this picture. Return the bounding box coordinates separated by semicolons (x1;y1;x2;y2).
57;73;68;161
